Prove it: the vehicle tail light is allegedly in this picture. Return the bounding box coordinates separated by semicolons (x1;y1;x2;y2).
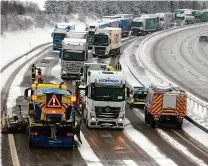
153;115;159;118
179;116;184;119
67;133;73;137
32;132;38;136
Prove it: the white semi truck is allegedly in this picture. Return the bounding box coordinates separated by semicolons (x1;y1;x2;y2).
92;27;121;57
61;38;88;80
75;63;126;129
86;22;110;49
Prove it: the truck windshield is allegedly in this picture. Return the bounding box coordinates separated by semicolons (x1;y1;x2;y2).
175;16;184;20
54;33;65;38
94;35;109;46
91;86;125;102
63;51;85;61
89;31;95;36
132;22;143;27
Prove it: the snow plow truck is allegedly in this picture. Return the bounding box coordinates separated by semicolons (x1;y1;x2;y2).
2;78;82;148
144;82;187;129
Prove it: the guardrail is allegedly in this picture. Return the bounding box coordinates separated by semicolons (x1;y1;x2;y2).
125;23;208;133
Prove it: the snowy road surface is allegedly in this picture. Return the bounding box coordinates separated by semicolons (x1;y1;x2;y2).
1;34;208;166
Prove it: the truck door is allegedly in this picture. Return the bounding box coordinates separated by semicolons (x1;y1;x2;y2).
162;94;177;110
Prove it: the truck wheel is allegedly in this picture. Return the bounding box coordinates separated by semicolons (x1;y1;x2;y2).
151;120;156;129
117;48;121;55
145;110;150;124
175;120;183;129
85;119;90;129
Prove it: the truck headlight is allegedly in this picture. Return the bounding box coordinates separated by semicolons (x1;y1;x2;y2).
118;117;123;122
91;117;96;121
62;70;66;74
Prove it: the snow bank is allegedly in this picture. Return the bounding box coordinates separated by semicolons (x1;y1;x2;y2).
0;27;53;69
0;14;98;70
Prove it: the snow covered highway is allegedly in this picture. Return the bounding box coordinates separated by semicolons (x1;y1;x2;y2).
1;31;208;166
145;24;208;102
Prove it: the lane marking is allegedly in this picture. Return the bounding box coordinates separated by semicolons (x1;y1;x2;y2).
123;160;138;166
8;134;20;166
157;129;208;166
172;130;208;157
124;119;178;166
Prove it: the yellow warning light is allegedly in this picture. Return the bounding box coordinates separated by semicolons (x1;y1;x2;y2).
71;95;76;102
34;81;38;84
32;95;37;101
52;110;56;114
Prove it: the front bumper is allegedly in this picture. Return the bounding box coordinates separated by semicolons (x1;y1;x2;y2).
88;118;124;129
31;136;74;148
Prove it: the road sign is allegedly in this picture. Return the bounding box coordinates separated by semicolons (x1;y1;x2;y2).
47;94;61;107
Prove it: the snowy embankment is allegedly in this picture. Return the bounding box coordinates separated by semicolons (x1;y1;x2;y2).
123;26;208;148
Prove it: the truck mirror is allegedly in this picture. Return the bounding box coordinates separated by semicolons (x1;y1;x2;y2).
24;88;31;100
51;32;54;37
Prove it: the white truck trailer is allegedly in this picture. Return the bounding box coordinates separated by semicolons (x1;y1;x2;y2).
61;38;88;80
156;13;175;29
92;27;121;57
75;63;126;129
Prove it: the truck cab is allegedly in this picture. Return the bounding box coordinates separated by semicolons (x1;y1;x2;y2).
92;27;121;57
174;9;195;25
76;63;126;129
131;17;157;36
61;38;88;80
86;22;110;49
52;23;75;51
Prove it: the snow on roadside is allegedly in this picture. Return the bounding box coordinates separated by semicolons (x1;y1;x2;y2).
0;14;97;70
0;28;53;69
156;129;207;166
182;119;208;148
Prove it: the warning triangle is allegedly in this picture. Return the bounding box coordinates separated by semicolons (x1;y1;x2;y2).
47;95;61;108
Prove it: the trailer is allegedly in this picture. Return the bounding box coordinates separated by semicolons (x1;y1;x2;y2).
92;27;121;57
156;13;175;29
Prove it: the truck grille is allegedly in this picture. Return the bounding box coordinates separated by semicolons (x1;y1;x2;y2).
95;47;106;55
64;62;83;73
95;106;120;119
